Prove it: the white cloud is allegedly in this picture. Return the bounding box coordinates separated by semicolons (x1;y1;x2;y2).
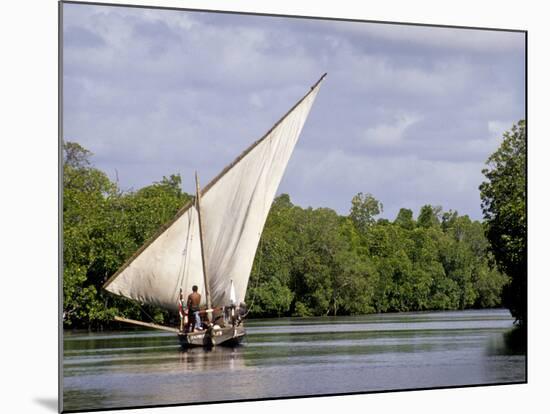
335;53;476;99
62;4;525;220
362;114;421;147
324;19;525;54
284;148;484;219
488;120;514;137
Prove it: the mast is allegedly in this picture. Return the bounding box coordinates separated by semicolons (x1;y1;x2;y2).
195;171;212;313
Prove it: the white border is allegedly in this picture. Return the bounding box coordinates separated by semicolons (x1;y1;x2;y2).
2;1;547;413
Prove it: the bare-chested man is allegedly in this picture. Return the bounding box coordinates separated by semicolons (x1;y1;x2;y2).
187;285;202;331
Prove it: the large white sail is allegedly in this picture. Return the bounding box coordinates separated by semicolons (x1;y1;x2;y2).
200;86;321;306
104;205;205;312
104;75;325;313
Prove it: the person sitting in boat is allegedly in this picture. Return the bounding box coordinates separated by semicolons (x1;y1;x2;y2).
187;285;203;331
235;301;247;325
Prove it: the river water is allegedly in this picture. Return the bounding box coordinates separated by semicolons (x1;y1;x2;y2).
62;309;525;412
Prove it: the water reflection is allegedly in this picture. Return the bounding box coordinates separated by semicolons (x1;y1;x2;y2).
177;346;244;372
485;327;527;356
63;309;526;411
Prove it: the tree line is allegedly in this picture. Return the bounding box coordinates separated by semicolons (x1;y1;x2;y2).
246;193;508;317
63;120;525;329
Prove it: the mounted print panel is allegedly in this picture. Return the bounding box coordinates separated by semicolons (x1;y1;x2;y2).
60;1;526;412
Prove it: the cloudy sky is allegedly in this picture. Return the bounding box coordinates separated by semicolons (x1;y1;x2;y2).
62;3;525;221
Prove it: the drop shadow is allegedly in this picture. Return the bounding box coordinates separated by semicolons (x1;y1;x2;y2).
34;398;58;412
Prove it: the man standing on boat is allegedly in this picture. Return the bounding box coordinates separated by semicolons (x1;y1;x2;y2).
187;285;203;331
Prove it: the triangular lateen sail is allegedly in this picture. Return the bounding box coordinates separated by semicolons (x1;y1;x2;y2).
104;204;205;312
104;74;325;312
200;85;322;307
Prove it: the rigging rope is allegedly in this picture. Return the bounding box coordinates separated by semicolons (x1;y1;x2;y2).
138;302;157;324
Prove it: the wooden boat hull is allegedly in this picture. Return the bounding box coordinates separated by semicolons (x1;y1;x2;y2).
178;324;245;348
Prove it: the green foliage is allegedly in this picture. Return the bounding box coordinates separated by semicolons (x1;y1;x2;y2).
243;189;506;318
349;192;383;233
63;142;190;329
479;120;526;325
417;205;442;228
64;141;511;328
394;208;415;230
344;196;507;314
